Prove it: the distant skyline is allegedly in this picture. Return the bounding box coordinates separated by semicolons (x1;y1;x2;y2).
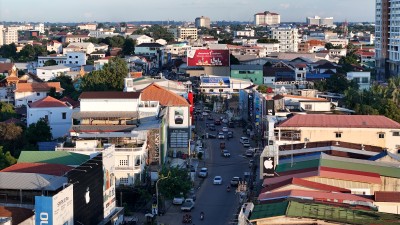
0;0;374;23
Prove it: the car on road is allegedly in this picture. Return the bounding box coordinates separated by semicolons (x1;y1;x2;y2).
245;149;254;157
218;132;225;139
222;118;228;123
240;137;249;144
230;177;241;187
222;127;228;132
202;112;209;116
243;141;251;147
222;149;231;157
198;167;208;178
213;176;223;185
227;131;233;138
209;124;216;131
173;196;185;205
214;119;221;125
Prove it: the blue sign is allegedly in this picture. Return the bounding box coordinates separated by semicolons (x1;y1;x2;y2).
200;77;230;87
35;196;53;225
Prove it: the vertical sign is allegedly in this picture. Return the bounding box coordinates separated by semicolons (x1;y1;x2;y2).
262;156;275;177
103;146;116;218
35;196;53;225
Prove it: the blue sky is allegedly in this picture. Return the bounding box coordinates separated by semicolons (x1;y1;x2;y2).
0;0;374;23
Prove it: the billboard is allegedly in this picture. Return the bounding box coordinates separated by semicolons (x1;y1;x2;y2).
262;156;275;177
187;49;229;67
35;185;74;225
103;146;116;218
200;76;230;88
168;106;190;128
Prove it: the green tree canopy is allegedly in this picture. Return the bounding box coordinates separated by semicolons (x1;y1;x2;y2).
122;38;136;55
0;43;18;60
0;146;17;170
157;166;192;199
0;123;24;156
48;74;77;99
44;59;57;67
0;102;17;121
257;38;279;44
80;57;128;91
25;118;52;145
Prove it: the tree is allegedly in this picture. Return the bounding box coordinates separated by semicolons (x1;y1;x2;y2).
257;38;279;44
230;54;240;65
48;74;77;98
122;38;136;56
257;85;272;94
325;43;334;50
0;102;17;121
157;166;192;199
0;146;17;170
25;118;52;145
44;59;57;67
0;43;17;60
80;57;128;91
0;123;24;156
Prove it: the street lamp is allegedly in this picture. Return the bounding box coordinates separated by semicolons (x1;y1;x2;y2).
155;172;170;215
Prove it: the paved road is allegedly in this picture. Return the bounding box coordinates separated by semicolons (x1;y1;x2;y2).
189;110;254;225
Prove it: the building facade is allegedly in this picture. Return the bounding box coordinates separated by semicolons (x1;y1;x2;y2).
195;16;211;28
254;11;280;26
269;27;299;52
375;0;391;77
306;16;334;26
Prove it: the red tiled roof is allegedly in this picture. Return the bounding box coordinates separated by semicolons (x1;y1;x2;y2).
375;191;400;202
278;114;400;129
15;82;63;93
261;177;350;193
29;96;69;108
0;206;34;224
0;63;14;73
79;91;141;99
258;189;373;203
60;96;80;108
1;162;73;176
141;83;189;106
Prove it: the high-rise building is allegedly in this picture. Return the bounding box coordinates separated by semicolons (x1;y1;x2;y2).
169;27;198;40
268;27;299;52
0;25;4;46
2;26;19;45
306;16;334;26
375;0;392;77
254;11;280;26
195;16;211;29
34;23;45;34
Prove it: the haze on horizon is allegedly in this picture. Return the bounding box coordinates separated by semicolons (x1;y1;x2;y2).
0;0;374;23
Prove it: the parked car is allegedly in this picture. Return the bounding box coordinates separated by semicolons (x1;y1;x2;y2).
198;167;208;178
173;196;185;205
227;131;233;138
218;132;225;139
181;198;195;211
243;141;251;148
222;127;228;132
240;137;249;144
222;118;228;123
213;176;223;185
230;177;241;187
209;124;216;131
214;119;221;125
222;149;231;157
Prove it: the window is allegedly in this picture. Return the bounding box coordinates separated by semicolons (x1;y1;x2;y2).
378;133;385;139
36;92;40;96
219;89;223;93
393;131;400;136
62;112;66;119
119;178;129;184
361;77;369;83
335;132;342;138
75;56;78;58
304;104;312;110
119;159;128;166
209;89;214;92
69;56;72;58
75;61;78;64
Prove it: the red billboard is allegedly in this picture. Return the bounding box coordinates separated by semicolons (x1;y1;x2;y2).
187;49;230;67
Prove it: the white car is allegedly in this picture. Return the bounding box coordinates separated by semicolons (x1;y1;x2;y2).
198;167;208;178
213;176;222;185
222;149;231;157
202;112;209;116
222;118;228;123
240;137;249;144
218;132;225;139
222;127;228;132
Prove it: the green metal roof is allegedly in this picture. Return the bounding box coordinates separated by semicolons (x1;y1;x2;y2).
276;159;320;173
18;151;90;166
251;201;400;225
250;201;288;220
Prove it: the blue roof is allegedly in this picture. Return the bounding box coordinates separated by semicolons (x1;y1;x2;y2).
307;73;332;79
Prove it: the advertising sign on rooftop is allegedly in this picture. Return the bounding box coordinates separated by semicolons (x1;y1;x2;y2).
187;49;229;67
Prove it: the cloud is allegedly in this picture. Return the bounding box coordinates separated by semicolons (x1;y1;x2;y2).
279;3;291;9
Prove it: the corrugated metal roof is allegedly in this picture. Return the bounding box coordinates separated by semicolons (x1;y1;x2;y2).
18;151;89;166
261;177;350;193
0;172;67;190
1;163;73;176
250;201;288;220
375;191;400;202
278;114;400;129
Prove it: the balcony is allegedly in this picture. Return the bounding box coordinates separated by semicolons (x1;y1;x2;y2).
275;130;301;141
56;147;144;152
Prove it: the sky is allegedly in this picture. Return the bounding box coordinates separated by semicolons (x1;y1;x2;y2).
0;0;374;23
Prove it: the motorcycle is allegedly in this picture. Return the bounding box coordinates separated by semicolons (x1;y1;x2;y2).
200;212;204;220
226;186;231;192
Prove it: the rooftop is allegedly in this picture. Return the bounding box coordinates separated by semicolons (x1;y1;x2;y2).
0;172;67;191
79;91;141;99
1;162;73;176
278;114;400;129
15;82;63;93
18;151;89;166
261;177;350;193
29;96;70;108
140;83;189;106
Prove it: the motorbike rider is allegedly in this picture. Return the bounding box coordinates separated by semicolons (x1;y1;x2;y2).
226;185;231;192
200;211;205;220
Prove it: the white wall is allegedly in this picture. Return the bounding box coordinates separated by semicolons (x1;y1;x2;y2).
65;52;87;65
80;99;139;112
36;67;71;81
299;101;331;112
27;106;73;138
15;91;48;107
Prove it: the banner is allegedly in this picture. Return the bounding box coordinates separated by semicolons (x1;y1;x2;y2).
187;49;229;67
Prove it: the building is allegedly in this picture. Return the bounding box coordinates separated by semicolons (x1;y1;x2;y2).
36;65;78;81
14;82;63;107
230;65;264;85
347;71;371;90
254;11;280;26
170;27;198;40
127;35;154;45
27;96;73;138
47;40;63;54
306;16;334;26
63;42;95;54
65;35;90;43
274;114;400;153
38;52;87;67
269;27;299;52
2;26;19;45
135;43;165;55
76;23;97;31
195;16;211;28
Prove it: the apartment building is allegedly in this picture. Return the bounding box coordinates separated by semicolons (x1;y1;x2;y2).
195;16;211;28
2;26;19;45
269;27;299;52
375;0;399;77
306;16;334;26
254;11;280;26
176;27;198;40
